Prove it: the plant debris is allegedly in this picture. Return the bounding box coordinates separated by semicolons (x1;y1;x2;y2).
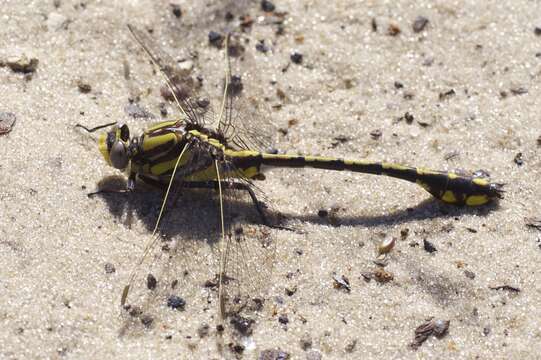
510;87;528;96
3;54;39;73
488;285;520;293
332;274;351;292
77;79;92;93
0;112;16;135
410;318;450;349
361;268;393;284
439;89;456;100
525;217;541;230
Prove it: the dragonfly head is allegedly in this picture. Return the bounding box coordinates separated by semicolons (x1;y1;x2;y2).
98;123;131;169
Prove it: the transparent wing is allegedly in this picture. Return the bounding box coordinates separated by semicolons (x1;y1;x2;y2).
217;175;277;321
127;24;215;128
216;32;277;152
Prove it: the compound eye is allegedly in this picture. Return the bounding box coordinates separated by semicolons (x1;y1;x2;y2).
119;124;130;142
109;141;129;169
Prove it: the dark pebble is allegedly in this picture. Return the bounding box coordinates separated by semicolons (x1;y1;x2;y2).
147;273;157;290
256;40;269;53
227;75;243;95
170;3;181;18
208;31;224;47
535;27;541;36
230;315;255;336
77;80;92;93
423;239;437;253
230;343;245;354
412;16;429;33
317;209;328;217
261;0;275;12
278;314;289;325
167;295;186;310
514;152;523;166
464;270;476;279
104;262;115;274
404;112;414;123
140;314;154;328
290;51;303;64
394;81;404;89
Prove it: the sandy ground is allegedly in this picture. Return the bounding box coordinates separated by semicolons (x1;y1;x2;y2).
1;0;541;359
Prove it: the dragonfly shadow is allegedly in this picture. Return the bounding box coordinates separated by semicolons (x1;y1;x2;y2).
284;197;501;229
93;176;502;237
93;176;267;244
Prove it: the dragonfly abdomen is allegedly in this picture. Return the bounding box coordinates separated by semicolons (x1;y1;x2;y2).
254;153;503;206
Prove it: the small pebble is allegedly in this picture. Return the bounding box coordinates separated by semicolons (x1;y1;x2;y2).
290;51;303;64
170;3;181;18
167;295;186;310
261;0;275;12
535;27;541;36
208;31;224;47
464;270;476;280
230;315;255;336
104;262;115;274
0;112;16;135
278;314;289;325
387;23;401;36
514;152;524;166
412;16;429;33
423;239;437;253
256;40;269;53
77;80;92;93
140;314;154;328
146;274;157;290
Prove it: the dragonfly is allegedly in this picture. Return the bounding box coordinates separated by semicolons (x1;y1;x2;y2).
79;24;503;328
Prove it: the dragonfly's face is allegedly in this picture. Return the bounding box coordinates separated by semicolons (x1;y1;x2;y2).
98;124;131;169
